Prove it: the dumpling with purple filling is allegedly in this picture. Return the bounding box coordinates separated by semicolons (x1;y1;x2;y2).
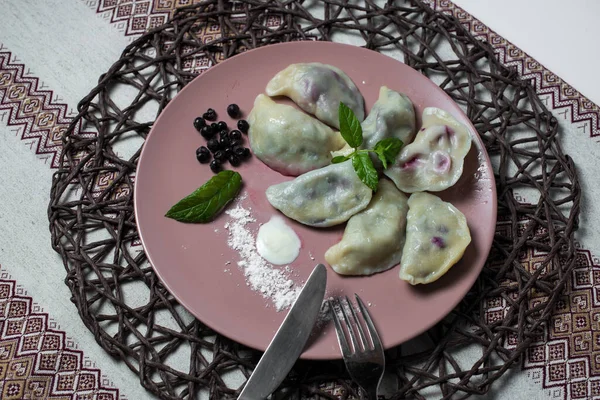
399;192;471;285
384;107;472;192
248;95;346;176
265;160;372;227
325;179;409;275
266;63;365;129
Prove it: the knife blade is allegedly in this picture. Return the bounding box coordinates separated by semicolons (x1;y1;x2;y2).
238;263;327;400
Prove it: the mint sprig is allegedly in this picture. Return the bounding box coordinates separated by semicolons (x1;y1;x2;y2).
165;170;242;223
336;102;404;191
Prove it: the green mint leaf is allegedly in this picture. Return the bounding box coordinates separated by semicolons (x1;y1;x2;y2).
352;152;378;191
331;155;350;164
375;151;389;169
373;138;404;169
165;170;242;223
339;102;363;148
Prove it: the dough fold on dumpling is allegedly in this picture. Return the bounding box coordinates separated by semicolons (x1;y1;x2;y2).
399;192;471;285
361;86;416;149
333;86;416;159
266;62;364;129
325;179;408;275
248;95;346;176
265;160;372;227
384;107;472;192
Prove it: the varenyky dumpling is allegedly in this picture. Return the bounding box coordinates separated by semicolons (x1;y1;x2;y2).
266;62;365;129
361;86;416;149
248;95;346;176
399;192;471;285
325;179;409;275
265;160;372;227
384;107;472;193
333;86;416;158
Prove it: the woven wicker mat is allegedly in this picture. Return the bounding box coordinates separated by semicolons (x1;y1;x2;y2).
48;1;581;399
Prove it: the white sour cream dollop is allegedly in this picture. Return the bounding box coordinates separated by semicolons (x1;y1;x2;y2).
256;215;301;265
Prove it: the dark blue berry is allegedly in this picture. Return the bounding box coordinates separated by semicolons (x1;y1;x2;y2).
193;117;206;131
203;108;217;121
232;146;244;157
227;104;240;118
219;136;231;148
196;146;210;163
233;146;251;160
200;125;214;139
217;121;227;131
209;159;221;173
237;119;249;133
207;138;220;152
229;130;242;142
214;150;226;162
229;154;241;167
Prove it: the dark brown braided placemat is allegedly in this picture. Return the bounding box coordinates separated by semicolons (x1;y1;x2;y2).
48;1;581;399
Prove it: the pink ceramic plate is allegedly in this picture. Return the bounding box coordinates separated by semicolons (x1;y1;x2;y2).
134;42;497;360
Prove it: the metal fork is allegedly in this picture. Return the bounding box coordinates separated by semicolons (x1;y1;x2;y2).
329;294;385;400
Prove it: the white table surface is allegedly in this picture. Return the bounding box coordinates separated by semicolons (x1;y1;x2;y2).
453;0;600;106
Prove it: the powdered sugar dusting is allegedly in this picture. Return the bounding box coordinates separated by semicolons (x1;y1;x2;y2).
225;204;302;311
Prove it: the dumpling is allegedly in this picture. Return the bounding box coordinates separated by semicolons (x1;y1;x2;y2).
399;192;471;285
333;86;416;158
384;107;472;193
362;86;416;149
248;95;346;176
325;179;409;275
265;160;372;227
265;63;364;129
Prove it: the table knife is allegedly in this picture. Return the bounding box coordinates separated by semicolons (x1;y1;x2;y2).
238;263;327;400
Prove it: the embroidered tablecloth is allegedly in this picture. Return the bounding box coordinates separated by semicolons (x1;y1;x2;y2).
1;1;599;399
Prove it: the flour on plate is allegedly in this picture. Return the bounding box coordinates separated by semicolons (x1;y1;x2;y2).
225;205;301;311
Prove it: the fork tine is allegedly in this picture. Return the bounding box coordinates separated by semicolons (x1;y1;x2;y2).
355;294;383;352
339;296;360;353
345;295;369;351
329;299;351;355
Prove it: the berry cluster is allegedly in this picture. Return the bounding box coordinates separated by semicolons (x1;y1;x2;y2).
193;105;251;173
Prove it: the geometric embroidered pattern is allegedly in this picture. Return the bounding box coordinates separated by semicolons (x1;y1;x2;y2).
88;0;234;75
0;44;138;207
88;0;205;39
425;0;600;139
489;216;600;400
0;268;120;400
0;45;90;169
